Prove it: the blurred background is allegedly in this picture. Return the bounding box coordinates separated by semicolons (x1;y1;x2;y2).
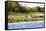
7;1;45;23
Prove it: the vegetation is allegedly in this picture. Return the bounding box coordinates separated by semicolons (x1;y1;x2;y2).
7;2;45;23
8;15;44;23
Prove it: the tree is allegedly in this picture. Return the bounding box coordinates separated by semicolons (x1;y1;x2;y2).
8;2;20;12
36;6;41;12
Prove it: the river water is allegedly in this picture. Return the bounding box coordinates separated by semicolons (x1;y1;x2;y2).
8;21;45;29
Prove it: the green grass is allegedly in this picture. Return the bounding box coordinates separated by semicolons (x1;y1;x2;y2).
8;12;44;23
8;15;44;23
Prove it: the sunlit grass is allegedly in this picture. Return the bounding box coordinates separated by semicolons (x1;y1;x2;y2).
8;15;44;23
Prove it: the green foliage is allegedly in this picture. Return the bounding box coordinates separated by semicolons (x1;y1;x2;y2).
8;2;20;12
8;2;44;23
8;2;44;13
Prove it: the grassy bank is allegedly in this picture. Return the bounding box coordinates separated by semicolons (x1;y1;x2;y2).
8;14;44;23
